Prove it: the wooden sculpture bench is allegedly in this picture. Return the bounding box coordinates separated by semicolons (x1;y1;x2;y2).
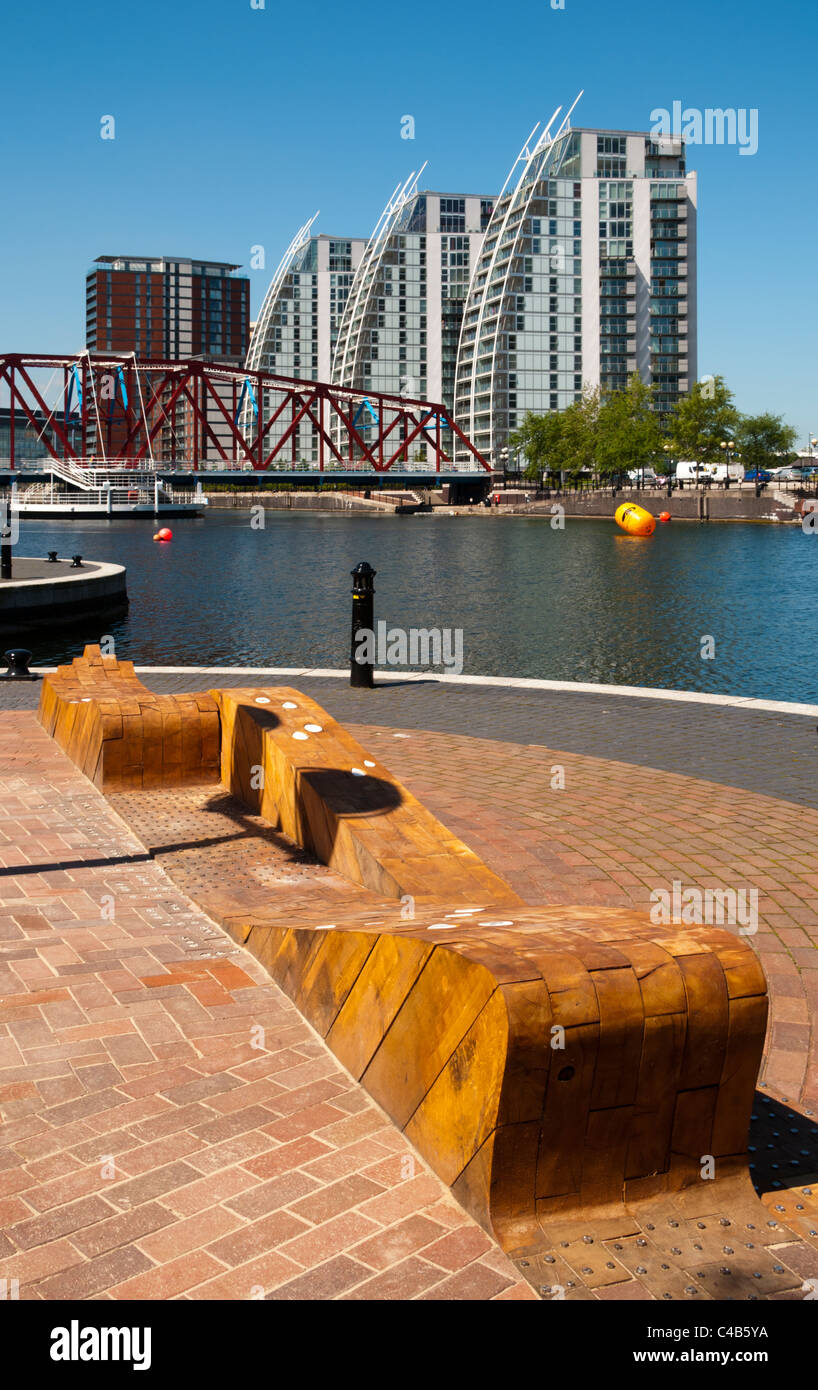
37;651;769;1252
37;645;220;790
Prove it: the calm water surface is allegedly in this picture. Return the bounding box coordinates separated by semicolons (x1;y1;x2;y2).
16;510;818;703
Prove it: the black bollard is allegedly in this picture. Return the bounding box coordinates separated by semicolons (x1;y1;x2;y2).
350;561;376;688
71;555;83;568
2;649;37;681
46;551;59;563
1;500;11;580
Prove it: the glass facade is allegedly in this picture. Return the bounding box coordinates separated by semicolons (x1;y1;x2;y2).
244;231;366;464
455;128;584;460
455;124;697;461
331;184;492;462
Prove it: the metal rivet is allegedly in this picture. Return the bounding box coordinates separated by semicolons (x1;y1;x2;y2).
544;1256;555;1264
720;1267;731;1275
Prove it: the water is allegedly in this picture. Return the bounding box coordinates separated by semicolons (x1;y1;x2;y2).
13;509;818;703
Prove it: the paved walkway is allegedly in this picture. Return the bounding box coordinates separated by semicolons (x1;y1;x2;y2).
3;673;816;808
0;713;533;1301
3;673;818;1301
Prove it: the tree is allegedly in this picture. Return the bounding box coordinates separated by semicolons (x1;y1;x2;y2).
595;374;664;480
735;413;797;472
511;388;599;483
668;375;739;465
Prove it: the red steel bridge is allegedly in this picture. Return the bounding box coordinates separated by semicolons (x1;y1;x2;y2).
0;352;490;474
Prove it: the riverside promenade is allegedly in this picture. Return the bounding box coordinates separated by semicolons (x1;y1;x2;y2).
1;670;817;1301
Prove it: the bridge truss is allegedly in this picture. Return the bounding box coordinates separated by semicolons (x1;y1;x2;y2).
0;352;489;473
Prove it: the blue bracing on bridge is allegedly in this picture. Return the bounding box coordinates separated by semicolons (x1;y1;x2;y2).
235;378;259;426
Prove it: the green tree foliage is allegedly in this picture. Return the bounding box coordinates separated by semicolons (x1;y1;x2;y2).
595;375;663;479
735;413;798;471
509;375;797;486
512;389;599;481
667;375;739;463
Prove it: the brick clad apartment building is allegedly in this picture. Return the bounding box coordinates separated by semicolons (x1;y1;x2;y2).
85;254;250;461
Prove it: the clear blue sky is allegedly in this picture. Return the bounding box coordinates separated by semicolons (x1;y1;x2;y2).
1;0;815;441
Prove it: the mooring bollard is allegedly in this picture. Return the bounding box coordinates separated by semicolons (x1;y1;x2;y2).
46;551;59;563
2;649;37;681
70;555;83;568
350;561;376;688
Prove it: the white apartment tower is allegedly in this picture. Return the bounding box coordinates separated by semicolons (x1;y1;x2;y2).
454;113;697;461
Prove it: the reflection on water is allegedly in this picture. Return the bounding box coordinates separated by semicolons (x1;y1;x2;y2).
14;510;818;702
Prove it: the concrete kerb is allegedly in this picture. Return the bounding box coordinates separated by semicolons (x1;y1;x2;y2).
23;667;818;720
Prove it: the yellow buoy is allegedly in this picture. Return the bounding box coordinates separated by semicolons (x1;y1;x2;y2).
614;502;655;537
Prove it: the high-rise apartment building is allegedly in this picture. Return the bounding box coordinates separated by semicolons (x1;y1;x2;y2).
243;224;366;463
332;175;494;411
86;255;250;363
454;116;697;461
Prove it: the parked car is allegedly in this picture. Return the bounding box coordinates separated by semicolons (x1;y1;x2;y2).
626;467;659;485
773;465;811;481
742;467;772;482
673;460;710;481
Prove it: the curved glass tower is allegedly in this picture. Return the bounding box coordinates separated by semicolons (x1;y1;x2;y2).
242;217;366;463
332;170;494;462
454;101;697;463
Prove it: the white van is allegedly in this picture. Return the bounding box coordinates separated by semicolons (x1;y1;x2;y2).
674;460;708;481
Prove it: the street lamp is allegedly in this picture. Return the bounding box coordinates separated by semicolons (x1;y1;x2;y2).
719;439;735;489
663;442;673;497
499;447;508;486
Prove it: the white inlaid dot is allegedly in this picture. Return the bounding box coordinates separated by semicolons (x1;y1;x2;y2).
314;923;336;931
304;723;323;733
282;701;298;709
428;922;457;930
363;759;376;768
81;698;92;703
480;920;514;927
292;731;309;741
254;696;270;704
350;767;365;777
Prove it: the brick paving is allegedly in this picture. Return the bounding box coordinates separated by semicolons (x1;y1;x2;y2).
0;712;533;1301
3;680;818;1301
102;724;818;1302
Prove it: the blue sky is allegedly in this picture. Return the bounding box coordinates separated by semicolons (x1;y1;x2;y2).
1;0;815;440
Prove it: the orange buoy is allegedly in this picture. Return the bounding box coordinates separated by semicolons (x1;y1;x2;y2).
614;502;655;537
156;527;173;541
659;511;671;523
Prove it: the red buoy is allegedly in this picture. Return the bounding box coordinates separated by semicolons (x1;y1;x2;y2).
659;511;671;523
156;527;173;541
